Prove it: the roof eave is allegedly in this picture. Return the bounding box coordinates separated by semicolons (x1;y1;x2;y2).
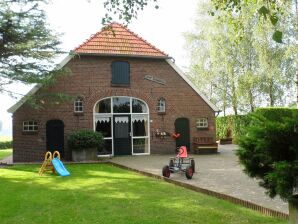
165;59;220;112
7;54;75;114
71;51;172;60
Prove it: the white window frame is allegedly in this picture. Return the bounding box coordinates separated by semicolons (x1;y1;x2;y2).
74;98;84;113
157;98;166;113
23;121;38;132
196;118;208;128
93;96;150;157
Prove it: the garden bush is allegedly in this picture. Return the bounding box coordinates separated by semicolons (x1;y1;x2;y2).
68;130;103;151
237;107;298;205
0;141;12;149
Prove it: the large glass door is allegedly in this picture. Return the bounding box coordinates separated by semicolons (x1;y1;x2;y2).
94;97;150;156
113;115;131;155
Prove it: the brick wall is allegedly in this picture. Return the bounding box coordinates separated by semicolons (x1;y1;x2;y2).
12;56;216;162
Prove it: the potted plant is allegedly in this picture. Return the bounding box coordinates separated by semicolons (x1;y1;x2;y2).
68;130;103;161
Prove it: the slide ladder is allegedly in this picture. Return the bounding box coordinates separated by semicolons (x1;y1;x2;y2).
39;151;70;177
39;151;54;176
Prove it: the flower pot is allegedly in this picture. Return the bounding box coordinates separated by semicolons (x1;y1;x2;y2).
72;148;98;162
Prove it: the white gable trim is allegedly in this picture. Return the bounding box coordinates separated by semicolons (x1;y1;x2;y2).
7;54;74;113
166;59;219;112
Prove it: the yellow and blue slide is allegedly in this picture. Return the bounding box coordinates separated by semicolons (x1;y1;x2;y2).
39;151;70;177
52;157;70;177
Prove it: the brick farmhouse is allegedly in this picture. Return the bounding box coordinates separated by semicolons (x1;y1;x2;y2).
8;23;219;162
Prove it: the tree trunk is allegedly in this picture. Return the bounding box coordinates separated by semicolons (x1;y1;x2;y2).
289;200;298;224
230;69;238;115
297;68;298;108
231;82;238;115
269;77;274;106
248;89;254;112
295;0;298;108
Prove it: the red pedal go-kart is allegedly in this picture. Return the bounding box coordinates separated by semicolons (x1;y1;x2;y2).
162;145;195;179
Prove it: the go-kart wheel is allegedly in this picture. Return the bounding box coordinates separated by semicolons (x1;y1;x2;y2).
185;165;193;179
169;159;174;173
191;159;195;173
162;165;171;178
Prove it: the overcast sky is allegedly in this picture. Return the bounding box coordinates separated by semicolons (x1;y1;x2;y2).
0;0;198;136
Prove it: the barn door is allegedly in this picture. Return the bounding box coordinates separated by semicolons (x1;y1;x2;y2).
46;120;64;157
175;118;190;151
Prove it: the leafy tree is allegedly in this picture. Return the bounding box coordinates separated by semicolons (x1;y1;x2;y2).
185;1;258;115
0;0;64;96
102;0;291;43
210;0;289;43
185;0;296;114
237;108;298;222
102;0;159;24
254;10;296;107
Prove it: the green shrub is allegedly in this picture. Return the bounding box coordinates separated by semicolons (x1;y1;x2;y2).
237;107;298;205
216;115;250;142
68;130;103;151
0;141;12;149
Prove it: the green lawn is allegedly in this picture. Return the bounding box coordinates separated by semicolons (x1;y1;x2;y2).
0;149;12;160
0;164;286;224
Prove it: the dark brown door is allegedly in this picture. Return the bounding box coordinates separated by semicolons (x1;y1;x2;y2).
175;118;190;151
46;120;64;157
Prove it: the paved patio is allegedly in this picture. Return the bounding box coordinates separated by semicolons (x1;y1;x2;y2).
0;155;12;164
111;144;288;214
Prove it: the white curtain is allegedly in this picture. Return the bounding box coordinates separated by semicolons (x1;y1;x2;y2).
115;117;129;123
132;115;147;123
95;116;110;123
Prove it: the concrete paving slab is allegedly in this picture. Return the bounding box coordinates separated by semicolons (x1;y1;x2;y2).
0;155;12;164
111;144;288;214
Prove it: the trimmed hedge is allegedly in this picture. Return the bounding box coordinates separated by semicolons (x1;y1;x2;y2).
216;107;296;143
253;107;296;121
0;141;12;150
216;115;250;142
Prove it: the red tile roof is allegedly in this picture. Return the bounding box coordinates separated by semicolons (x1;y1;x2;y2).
74;23;168;58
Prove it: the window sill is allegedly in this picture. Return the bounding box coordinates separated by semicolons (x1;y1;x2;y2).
74;112;84;116
197;127;209;131
22;131;38;135
111;83;130;88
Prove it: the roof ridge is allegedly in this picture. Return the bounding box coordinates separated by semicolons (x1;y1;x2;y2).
74;22;169;58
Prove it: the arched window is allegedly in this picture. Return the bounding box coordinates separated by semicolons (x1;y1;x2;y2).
94;97;150;156
157;98;166;113
74;98;83;113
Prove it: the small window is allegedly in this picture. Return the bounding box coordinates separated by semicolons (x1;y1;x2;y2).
111;61;130;85
196;118;208;129
157;98;166;113
74;98;83;113
23;121;38;132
